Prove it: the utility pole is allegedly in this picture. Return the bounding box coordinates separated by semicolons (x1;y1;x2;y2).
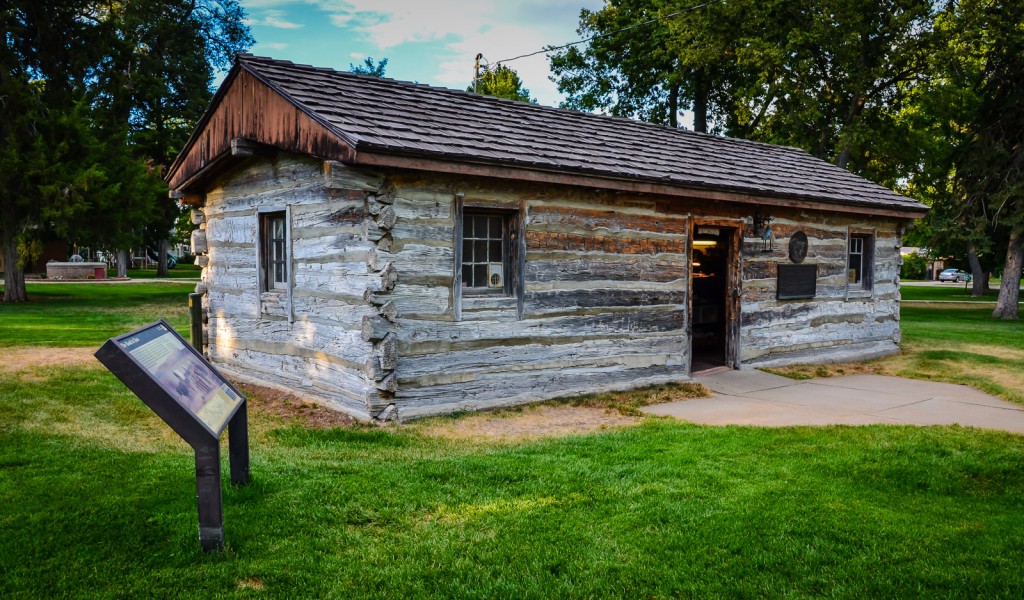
474;53;483;94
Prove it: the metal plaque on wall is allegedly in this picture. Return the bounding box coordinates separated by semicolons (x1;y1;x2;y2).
777;263;817;300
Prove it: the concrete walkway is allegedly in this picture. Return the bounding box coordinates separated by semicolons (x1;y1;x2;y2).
642;370;1024;434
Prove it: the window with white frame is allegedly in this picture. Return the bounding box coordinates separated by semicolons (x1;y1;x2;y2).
847;233;873;291
261;211;288;291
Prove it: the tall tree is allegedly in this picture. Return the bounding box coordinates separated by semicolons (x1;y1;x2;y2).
550;0;937;171
550;0;741;131
943;0;1024;318
468;64;536;103
1;0;112;302
94;0;252;276
1;0;251;300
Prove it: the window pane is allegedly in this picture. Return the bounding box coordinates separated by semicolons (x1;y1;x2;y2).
462;264;472;287
463;239;473;262
474;240;488;261
489;241;502;261
473;264;487;287
489;216;502;238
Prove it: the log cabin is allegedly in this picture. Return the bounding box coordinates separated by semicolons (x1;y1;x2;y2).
166;55;928;421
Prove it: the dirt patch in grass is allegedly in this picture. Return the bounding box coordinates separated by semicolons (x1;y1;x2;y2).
762;342;1024;406
1;347;99;374
238;383;359;429
959;344;1024;361
763;361;885;380
417;382;711;441
418;405;642;441
237;381;710;440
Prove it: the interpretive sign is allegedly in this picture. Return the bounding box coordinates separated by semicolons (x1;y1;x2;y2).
118;322;241;434
95;319;250;552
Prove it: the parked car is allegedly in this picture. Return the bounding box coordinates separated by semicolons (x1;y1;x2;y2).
938;268;971;283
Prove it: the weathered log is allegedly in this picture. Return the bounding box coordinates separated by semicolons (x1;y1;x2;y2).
191;209;206;225
375;185;396;205
377;333;398;371
375;404;397;421
375;373;397;392
375;205;397;230
366;220;387;242
363;288;385;305
525;257;687;284
323;160;383;191
526;289;687;311
362;315;393;342
379;262;398;291
526;230;686;255
378;300;398;322
528;205;690;235
191;228;208;254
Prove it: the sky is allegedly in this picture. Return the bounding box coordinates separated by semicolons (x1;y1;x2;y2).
238;0;606;107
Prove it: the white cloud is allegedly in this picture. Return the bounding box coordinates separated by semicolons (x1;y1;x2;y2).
257;42;291;50
241;0;603;105
256;9;303;29
306;0;600;104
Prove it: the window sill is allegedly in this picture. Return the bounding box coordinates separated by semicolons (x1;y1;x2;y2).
462;294;516;311
846;288;873;299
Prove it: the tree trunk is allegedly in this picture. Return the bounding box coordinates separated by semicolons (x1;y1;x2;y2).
835;95;866;170
992;231;1022;320
2;228;28;302
668;84;679;128
692;72;708;134
117;248;129;278
156;238;169;277
966;240;988;296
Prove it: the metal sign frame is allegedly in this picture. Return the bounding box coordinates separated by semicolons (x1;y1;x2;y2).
95;319;250;551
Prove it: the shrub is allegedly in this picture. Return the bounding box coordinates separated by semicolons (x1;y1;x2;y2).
901;252;928;280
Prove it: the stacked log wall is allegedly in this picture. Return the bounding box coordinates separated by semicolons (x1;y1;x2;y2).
196;155;384;418
192;156;907;420
738;210;902;365
378;174;691;419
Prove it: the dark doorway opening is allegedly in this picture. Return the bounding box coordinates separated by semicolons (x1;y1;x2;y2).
691;226;732;371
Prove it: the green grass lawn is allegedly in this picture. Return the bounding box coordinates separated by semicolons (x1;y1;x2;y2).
900;284;993;302
112;264;202;279
1;284;1023;597
0;282;194;346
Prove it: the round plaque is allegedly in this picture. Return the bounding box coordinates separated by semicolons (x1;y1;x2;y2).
788;231;809;263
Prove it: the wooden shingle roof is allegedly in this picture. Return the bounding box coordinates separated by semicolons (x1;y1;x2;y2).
169;54;926;216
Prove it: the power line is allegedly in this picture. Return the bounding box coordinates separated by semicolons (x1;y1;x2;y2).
495;0;727;65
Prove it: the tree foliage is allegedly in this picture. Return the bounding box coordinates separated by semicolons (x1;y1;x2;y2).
0;0;251;299
350;57;388;77
551;0;936;171
553;0;1022;318
468;64;536;103
940;0;1024;317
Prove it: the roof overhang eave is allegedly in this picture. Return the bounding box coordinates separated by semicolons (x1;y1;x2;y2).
350;148;929;219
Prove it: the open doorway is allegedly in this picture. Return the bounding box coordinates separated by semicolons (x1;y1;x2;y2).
690;225;736;372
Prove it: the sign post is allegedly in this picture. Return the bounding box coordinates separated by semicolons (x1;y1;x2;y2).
94;319;250;551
